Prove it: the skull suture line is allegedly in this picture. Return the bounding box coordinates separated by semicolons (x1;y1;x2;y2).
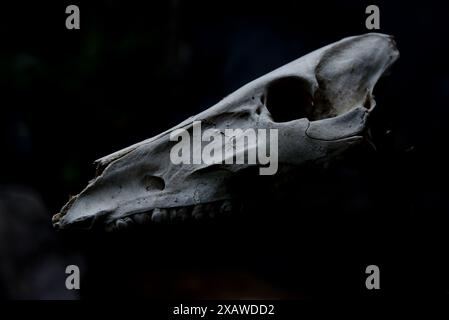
52;33;399;231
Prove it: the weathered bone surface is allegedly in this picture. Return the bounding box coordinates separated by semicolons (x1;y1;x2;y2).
52;33;399;231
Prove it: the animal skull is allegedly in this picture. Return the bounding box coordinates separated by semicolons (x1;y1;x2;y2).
52;33;399;231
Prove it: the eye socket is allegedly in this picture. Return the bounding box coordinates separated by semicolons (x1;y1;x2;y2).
263;76;314;122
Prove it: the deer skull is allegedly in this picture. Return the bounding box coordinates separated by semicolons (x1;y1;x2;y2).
52;33;399;231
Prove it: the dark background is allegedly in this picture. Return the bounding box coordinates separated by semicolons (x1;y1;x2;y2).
0;0;448;299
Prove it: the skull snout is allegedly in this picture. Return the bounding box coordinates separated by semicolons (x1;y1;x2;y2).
54;214;95;230
53;207;111;230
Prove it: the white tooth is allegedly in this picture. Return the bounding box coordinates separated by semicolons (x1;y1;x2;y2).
192;205;204;220
124;217;134;225
151;208;168;222
115;219;127;230
134;212;152;224
177;207;190;220
219;200;233;216
170;207;189;221
169;208;176;220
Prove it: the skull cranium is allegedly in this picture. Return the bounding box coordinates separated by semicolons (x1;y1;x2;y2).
52;33;399;231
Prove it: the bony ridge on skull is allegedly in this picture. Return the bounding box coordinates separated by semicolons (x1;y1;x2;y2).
52;33;399;231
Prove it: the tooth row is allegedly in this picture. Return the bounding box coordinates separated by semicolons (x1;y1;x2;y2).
105;199;236;232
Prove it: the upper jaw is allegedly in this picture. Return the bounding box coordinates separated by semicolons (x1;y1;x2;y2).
52;107;373;231
54;199;240;231
53;206;112;230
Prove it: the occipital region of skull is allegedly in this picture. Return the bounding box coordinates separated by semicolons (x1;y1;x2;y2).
52;33;399;231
